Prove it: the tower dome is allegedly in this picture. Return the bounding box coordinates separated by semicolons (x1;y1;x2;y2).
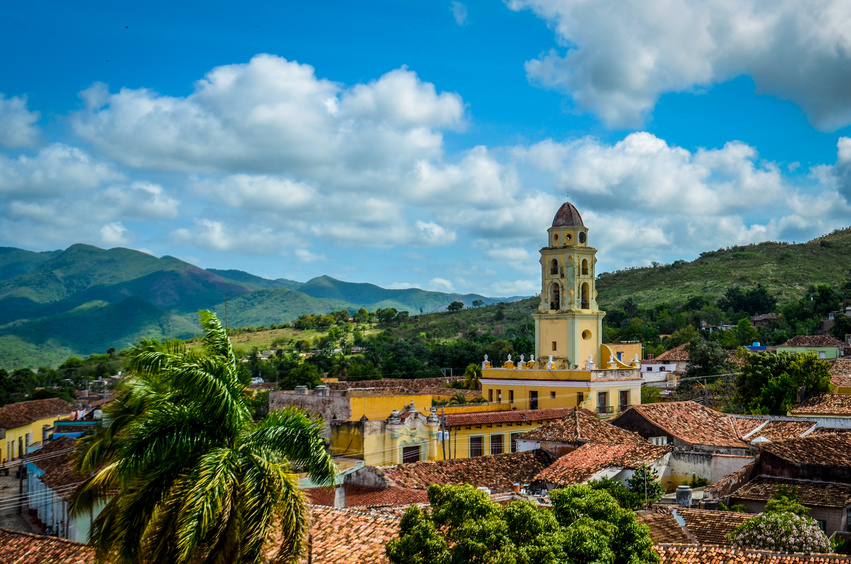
551;202;584;227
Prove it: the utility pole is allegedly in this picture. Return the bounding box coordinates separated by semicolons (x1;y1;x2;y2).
18;436;24;515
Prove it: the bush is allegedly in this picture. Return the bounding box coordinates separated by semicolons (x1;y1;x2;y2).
728;511;830;554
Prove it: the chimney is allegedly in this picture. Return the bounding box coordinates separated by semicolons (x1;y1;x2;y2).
334;486;346;508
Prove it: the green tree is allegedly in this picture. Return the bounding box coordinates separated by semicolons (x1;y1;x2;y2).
446;301;465;312
70;311;336;564
386;484;658;564
462;363;482;390
625;464;665;505
765;485;809;517
830;313;851;341
685;339;731;376
735;351;831;414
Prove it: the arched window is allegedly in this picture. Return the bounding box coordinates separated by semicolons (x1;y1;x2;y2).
581;282;589;309
550;259;559;275
549;282;561;310
581;259;588;276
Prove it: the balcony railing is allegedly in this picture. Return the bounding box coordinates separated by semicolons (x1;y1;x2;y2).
597;405;614;414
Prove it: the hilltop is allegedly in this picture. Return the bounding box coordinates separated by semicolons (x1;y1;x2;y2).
0;245;508;368
596;227;851;310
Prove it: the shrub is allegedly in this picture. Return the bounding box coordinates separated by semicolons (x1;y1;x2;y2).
728;511;830;554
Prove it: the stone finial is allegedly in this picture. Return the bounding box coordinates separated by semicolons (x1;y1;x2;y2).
633;353;640;367
519;354;525;369
482;354;489;369
507;354;512;362
546;355;554;370
608;354;616;369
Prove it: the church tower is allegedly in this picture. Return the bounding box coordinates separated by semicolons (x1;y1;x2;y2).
533;201;605;369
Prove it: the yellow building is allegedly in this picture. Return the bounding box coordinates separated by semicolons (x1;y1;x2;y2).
0;398;75;465
480;200;643;419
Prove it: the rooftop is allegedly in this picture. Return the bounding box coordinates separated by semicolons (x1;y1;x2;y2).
732;476;851;508
655;544;848;563
444;407;576;427
830;359;851;388
739;420;818;443
0;398;74;430
759;432;851;467
534;442;671;486
655;344;689;362
551;201;584;228
640;507;751;546
0;527;94;563
376;449;555;491
789;394;851;416
779;335;845;348
520;408;647;445
304;484;427;509
30;436;85;499
614;401;749;449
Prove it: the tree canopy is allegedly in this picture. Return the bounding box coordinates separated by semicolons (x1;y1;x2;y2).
386;484;659;564
734;351;832;414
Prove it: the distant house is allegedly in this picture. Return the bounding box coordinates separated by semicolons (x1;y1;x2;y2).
532;442;671;490
654;344;689;374
789;394;851;427
26;435;105;542
829;359;851;393
515;407;647;456
707;432;851;536
749;313;781;327
640;355;680;388
778;334;845;359
0;398;75;467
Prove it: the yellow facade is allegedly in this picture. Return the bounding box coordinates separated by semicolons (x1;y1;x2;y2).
1;416;59;465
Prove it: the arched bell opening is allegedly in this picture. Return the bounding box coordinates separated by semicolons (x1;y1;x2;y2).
550;258;559;276
581;282;590;309
549;281;561;310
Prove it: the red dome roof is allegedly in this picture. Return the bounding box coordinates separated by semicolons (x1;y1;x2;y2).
552;202;584;227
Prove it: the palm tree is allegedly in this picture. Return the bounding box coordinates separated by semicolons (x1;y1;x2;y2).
70;311;336;564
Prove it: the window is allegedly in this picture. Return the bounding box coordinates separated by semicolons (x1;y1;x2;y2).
581;259;588;276
509;390;514;404
530;391;539;410
577;392;584;404
402;445;421;464
816;519;827;532
619;390;630;412
550;259;559;275
819;351;827;359
579;232;586;244
581;282;590;309
597;391;611;414
617;351;623;361
650;436;668;446
552;341;557;351
497;389;502;404
550;391;556;399
511;432;522;452
488;389;493;403
470;436;484;457
491;434;504;455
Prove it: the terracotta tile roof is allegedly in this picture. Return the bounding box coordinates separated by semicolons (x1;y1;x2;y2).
534;442;671;486
740;420;818;443
830;359;851;388
267;507;400;564
637;512;693;545
805;427;851;437
304;485;428;508
0;527;95;563
376;449;555;491
705;461;758;500
655;544;847;563
521;408;647;445
616;401;749;449
0;398;74;430
444;407;576;427
780;335;845;348
730;417;767;438
678;508;751;546
759;432;851;467
731;476;851;508
30;436;85;499
656;344;689;362
789;394;851;416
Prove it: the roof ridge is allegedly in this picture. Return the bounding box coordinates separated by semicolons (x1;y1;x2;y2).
0;526;91;546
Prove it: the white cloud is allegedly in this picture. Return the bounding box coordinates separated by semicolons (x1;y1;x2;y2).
414;220;456;246
100;222;133;246
509;0;851;129
0;95;41;148
450;2;468;26
294;248;326;263
172;219;301;254
429;277;455;292
71;55;464;176
0;144;122;197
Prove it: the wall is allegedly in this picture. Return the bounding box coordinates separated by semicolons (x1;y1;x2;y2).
778;346;841;359
662;451;753;491
760;450;851;482
1;417;61;465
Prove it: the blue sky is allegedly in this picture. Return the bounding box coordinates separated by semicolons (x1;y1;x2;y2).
2;0;851;297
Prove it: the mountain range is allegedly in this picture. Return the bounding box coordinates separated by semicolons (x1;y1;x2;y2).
0;244;512;368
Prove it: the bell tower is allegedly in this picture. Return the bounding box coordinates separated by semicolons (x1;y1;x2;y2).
533;201;605;369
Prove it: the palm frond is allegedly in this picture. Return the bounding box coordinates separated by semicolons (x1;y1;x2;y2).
244;407;337;486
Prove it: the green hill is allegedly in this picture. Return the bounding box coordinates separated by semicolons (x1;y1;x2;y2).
596;227;851;310
0;247;60;282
